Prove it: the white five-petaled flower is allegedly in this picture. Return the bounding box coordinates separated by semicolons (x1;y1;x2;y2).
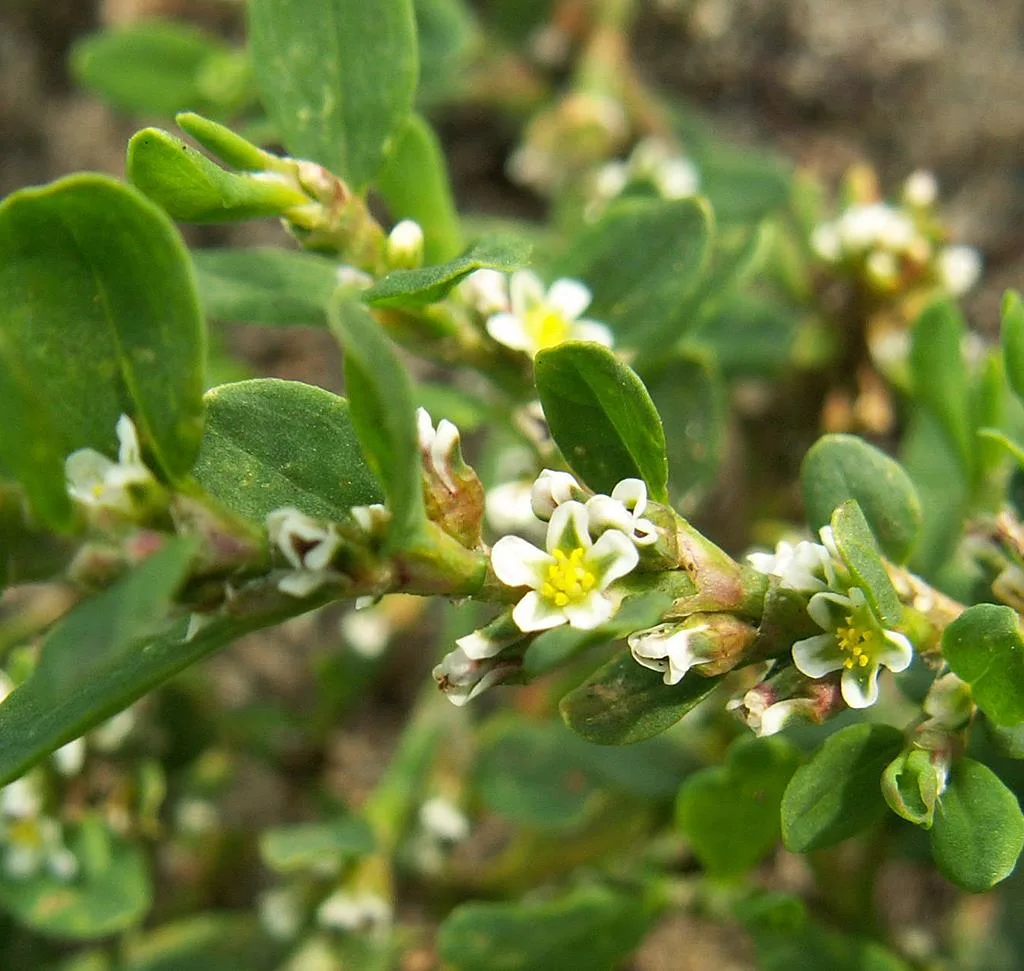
746;538;835;592
792;586;913;709
485;270;613;357
65;414;154;513
266;507;342;598
628;622;711;685
586;478;658;547
491;500;638;632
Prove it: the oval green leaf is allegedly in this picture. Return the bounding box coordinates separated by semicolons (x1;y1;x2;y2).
829;500;902;626
259;816;376;874
535;341;669;501
0;174;206;485
802;434;922;564
192;378;383;524
930;758;1024;892
943;603;1024;728
781;722;904;853
248;0;418;191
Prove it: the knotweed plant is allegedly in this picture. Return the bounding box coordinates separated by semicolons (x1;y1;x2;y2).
0;0;1022;968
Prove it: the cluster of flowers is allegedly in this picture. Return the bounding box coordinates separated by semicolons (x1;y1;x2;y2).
586;137;701;221
737;529;914;734
810;170;981;297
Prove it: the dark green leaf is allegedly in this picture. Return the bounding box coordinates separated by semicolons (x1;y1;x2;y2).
193;248;340;326
123;915;283;971
70;21;248;118
127;128;308;223
560;651;722;746
829;500;902;627
781;723;904;853
909;298;974;476
192;378;382;524
1001;290;1024;404
689;295;801;378
175;112;277;173
696;147;792;224
943;604;1024;728
363;235;531;309
0;173;206;483
643;351;726;511
676;735;801;876
376;113;463;263
248;0;418;190
535;341;668;501
437;885;659;971
259;817;376;874
553;199;712;348
930;758;1024;892
329;299;427;545
0;817;151;939
802;435;922;564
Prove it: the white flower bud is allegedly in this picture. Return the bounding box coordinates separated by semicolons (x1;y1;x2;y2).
937;245;982;296
386;219;424;270
530;469;586;521
903;170;938;208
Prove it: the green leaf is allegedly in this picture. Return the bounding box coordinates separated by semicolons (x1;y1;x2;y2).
474;720;603;830
802;435;922;564
259;817;376;874
695;146;792;224
560;651;722;746
829;500;902;627
0;817;151;939
175;112;277;172
376;113;463;263
0;174;206;484
0;540;193;784
192;378;383;524
1001;290;1024;403
943;604;1024;728
553;199;712;349
534;342;668;501
909;298;974;476
248;0;418;191
127;128;308;223
437;885;659;971
123;915;283;971
781;723;904;853
643;351;726;511
930;758;1024;892
363;235;531;309
193;248;341;326
329;299;427;545
70;20;250;118
690;295;801;377
415;0;479;104
676;735;801;876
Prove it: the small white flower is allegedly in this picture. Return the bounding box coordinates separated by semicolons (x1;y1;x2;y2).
866;248;900;286
838;204;915;254
419;797;469;843
340;604;391;659
175;798;220;835
350;503;391;537
628;622;711;685
66;414;154;513
530;468;587;521
416;408;461;492
491;501;638;632
593;161;629;201
386;219;424;269
792;587;913;708
746;538;834;592
486;271;613;356
259;886;304;941
458;268;510;317
903;170;938;208
0;816;75;882
52;737;86;777
0;777;41;819
937;245;982;296
654;157;700;200
266;507;342;598
729;692;819;737
433;644;510;706
811;223;843;262
317;890;392;932
586;479;658;546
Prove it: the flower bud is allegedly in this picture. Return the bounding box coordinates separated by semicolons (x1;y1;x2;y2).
882;747;948;828
530;469;587;521
729;666;846;736
386;219;425;270
416;409;484;548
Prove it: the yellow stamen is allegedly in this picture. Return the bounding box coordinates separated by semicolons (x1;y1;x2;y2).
542;545;596;607
525;306;571;351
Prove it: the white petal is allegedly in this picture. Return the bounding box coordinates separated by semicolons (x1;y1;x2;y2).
878;629;914;673
456;630;505;661
586;494;634;534
486;312;534;352
587;528;639;587
65;449;116;502
490;535;551;588
431;420;461;492
115;414;143;466
546;279;591;321
806;590;852;631
416;407;435;450
792;633;845;679
512;591;567;632
531;469;583;520
632;518;659;546
509;270;546;316
571;320;614;347
841;664;881;709
562;592;616;630
630;648;669;677
277;570;329;598
610;478;647;514
758;699;815;736
546;501;592;554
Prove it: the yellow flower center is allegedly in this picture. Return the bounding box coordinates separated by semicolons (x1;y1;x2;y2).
525;306;571;351
541;547;596;607
8;819;43;849
836;616;878;669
